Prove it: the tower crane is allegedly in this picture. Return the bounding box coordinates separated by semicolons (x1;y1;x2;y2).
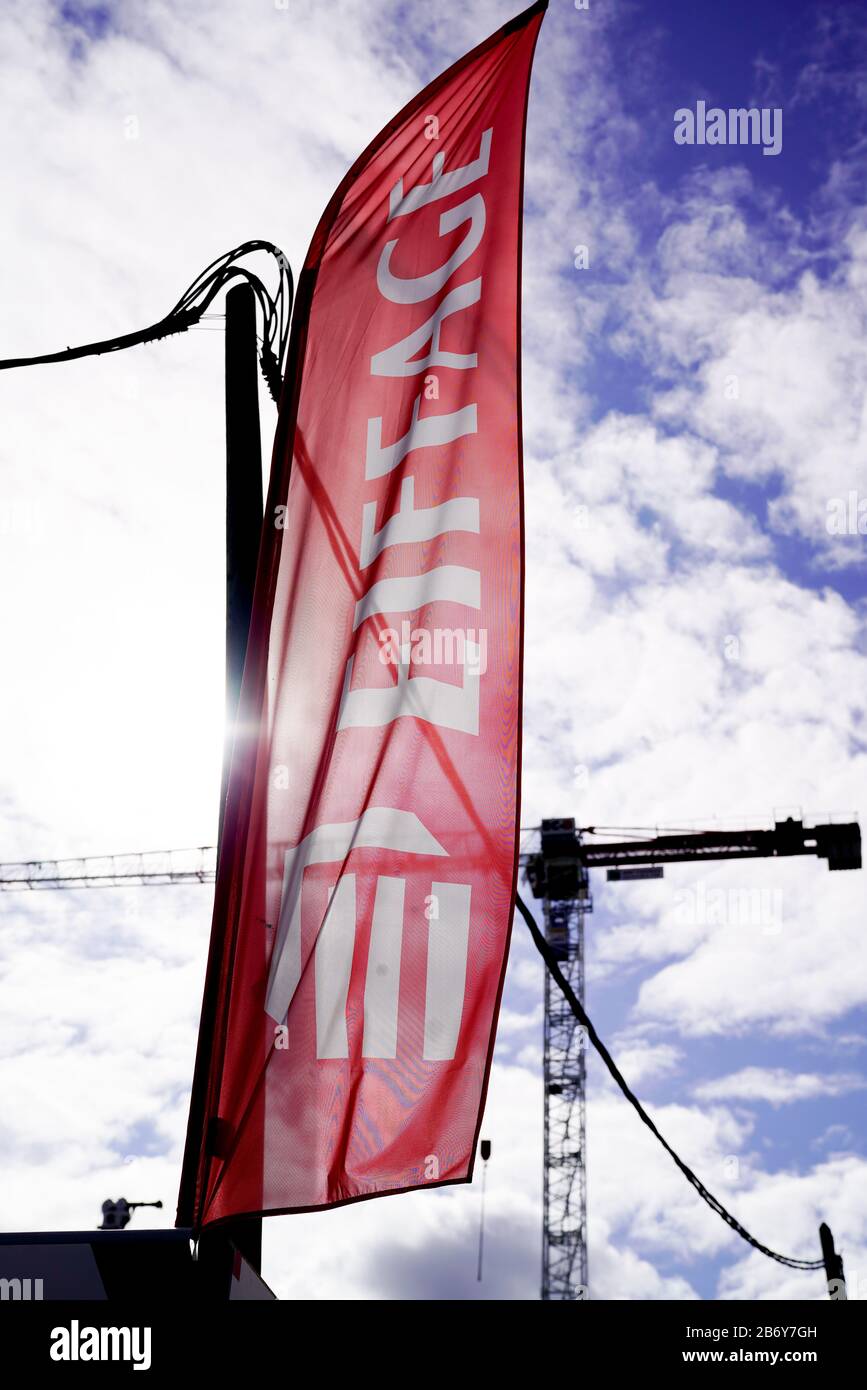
521;814;861;1301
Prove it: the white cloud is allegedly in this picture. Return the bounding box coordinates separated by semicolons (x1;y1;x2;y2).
628;176;867;564
608;1038;683;1087
694;1067;867;1106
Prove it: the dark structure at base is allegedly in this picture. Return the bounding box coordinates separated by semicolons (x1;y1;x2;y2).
0;1229;275;1301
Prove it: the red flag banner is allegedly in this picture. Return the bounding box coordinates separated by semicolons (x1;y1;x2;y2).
179;1;546;1227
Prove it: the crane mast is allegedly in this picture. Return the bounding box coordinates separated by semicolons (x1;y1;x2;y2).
522;814;860;1302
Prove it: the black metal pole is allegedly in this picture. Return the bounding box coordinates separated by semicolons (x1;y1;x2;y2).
176;283;264;1277
218;283;264;1273
819;1222;846;1299
221;283;264;838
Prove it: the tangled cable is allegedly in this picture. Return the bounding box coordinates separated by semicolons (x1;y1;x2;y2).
0;240;293;403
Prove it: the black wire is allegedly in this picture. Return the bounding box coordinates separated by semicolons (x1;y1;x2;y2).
514;891;824;1272
0;240;293;404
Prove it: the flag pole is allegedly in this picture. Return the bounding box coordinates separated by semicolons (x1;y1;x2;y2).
176;282;264;1275
221;283;264;843
216;282;264;1272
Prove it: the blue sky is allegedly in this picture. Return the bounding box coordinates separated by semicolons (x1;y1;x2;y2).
0;0;865;1301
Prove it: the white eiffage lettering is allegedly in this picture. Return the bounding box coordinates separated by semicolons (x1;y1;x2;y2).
360;476;479;567
365;395;477;480
353;564;480;631
267;130;496;1062
370;277;481;377
339;638;481;734
265;809;471;1061
351;128;493;732
388;128;492;218
377;193;485;304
